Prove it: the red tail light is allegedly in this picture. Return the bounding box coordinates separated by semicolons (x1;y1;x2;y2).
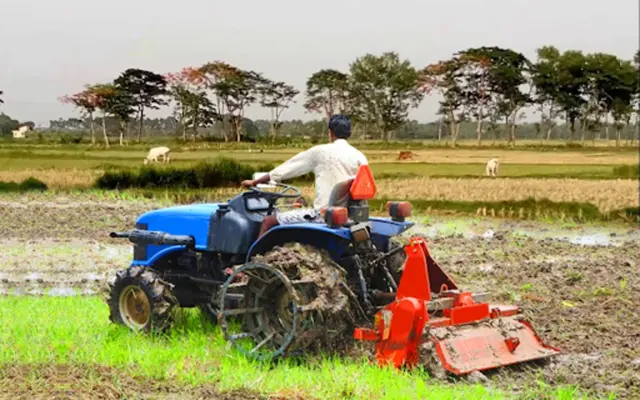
324;207;348;227
386;201;412;222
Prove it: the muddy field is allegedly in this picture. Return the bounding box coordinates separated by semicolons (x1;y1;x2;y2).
0;365;264;400
1;198;639;399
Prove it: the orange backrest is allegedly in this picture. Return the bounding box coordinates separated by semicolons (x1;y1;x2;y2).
349;164;377;200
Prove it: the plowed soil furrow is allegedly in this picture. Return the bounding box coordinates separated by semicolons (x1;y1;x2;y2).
0;201;158;240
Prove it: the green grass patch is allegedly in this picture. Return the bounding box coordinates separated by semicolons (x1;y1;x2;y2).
0;177;47;192
95;158;284;190
0;296;590;399
0;149;290;171
612;164;639;179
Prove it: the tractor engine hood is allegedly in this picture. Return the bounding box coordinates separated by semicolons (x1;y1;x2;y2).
136;204;219;249
132;195;268;262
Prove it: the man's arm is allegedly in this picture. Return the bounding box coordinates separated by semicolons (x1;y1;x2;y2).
241;147;317;187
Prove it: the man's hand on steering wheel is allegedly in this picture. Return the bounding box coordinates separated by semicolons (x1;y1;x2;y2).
242;179;300;205
249;182;300;200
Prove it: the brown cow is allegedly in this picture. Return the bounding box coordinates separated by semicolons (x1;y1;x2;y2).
398;151;414;161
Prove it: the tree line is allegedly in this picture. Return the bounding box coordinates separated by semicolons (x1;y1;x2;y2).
56;65;299;148
1;46;638;146
44;115;640;145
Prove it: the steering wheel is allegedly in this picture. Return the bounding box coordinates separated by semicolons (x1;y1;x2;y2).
249;182;302;207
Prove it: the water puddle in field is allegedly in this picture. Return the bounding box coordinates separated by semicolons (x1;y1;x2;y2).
45;287;78;296
409;216;639;247
0;271;109;297
0;240;128;297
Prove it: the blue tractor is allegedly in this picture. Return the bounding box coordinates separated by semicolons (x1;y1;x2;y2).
107;165;415;359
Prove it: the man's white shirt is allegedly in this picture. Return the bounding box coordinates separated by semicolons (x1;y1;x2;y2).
268;139;368;210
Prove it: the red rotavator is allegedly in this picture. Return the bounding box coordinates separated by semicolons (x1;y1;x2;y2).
354;236;560;376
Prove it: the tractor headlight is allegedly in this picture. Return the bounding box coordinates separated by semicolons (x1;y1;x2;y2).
386;201;412;222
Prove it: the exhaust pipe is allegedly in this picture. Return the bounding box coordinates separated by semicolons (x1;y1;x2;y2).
109;229;195;247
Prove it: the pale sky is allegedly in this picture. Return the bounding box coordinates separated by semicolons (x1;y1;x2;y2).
0;0;637;127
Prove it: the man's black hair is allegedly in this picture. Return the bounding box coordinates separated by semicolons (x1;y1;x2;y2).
328;114;351;139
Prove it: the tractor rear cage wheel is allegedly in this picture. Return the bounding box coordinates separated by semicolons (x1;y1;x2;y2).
218;262;302;361
218;243;354;362
198;283;245;325
106;266;178;333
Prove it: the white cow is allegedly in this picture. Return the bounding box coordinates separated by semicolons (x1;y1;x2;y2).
144;146;171;164
485;158;499;177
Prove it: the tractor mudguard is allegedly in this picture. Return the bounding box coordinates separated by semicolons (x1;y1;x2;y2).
368;218;415;250
247;219;414;262
246;224;351;261
369;217;414;237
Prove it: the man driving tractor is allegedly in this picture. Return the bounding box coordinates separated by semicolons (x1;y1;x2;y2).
241;114;368;237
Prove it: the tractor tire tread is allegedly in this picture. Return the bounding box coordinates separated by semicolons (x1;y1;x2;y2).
106;266;177;333
251;243;355;352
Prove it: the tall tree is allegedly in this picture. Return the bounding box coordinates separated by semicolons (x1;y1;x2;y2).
93;84;135;147
88;84;113;147
165;67;208;141
422;58;466;145
554;50;590;142
114;68;169;142
0;114;20;136
531;46;563;142
197;63;262;142
182;90;218;141
633;50;640;144
454;49;493;145
349;52;425;140
196;61;233;138
581;53;625;144
605;58;637;146
59;86;100;144
303;69;350;120
259;79;299;139
467;47;531;146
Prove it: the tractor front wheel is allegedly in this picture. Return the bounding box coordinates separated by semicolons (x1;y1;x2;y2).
107;266;177;333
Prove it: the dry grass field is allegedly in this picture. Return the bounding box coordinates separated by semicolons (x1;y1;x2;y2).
364;148;639;164
376;177;639;213
4;173;636;214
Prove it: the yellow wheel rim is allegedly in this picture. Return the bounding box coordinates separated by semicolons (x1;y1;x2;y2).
119;285;151;330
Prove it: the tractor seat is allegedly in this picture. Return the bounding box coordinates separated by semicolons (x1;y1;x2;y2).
327;179;355;208
325;165;376;223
